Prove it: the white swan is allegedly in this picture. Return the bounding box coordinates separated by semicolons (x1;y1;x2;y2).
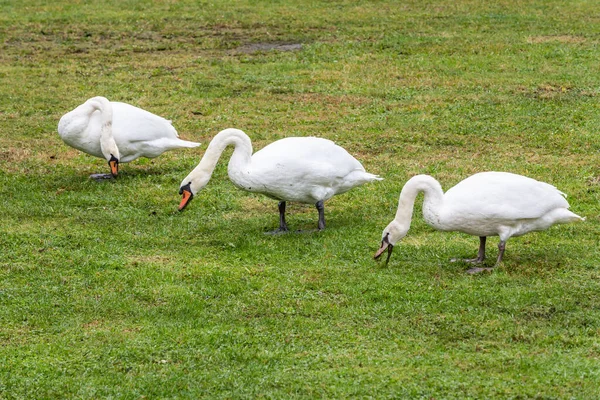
178;128;382;231
58;96;200;178
374;172;584;273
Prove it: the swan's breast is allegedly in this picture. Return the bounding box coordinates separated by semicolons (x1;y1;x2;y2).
57;109;104;157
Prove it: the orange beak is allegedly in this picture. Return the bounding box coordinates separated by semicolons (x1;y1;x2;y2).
179;190;193;210
178;183;193;211
108;155;119;177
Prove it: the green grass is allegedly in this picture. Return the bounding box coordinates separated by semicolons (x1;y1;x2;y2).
1;0;600;398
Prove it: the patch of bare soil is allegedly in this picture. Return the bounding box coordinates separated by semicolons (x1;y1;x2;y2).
235;42;302;54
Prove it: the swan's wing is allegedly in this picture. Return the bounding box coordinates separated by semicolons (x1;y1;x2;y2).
251;137;364;177
444;172;570;220
111;102;179;142
248;137;368;202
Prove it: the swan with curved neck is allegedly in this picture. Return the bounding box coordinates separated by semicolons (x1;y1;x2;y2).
58;96;200;178
374;172;583;273
179;128;382;231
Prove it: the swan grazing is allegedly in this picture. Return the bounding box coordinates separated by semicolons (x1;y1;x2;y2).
178;128;382;231
58;96;200;178
374;172;583;273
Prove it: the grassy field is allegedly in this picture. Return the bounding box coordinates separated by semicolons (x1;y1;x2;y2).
1;0;600;398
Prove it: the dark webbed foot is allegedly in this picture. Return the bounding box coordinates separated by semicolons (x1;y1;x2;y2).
466;267;494;274
89;173;115;181
264;227;290;235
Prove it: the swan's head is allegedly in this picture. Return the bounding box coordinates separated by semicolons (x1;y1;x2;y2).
178;173;210;211
374;221;408;264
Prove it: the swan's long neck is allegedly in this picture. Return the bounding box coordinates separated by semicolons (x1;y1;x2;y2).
394;175;445;229
86;96;119;161
185;128;253;190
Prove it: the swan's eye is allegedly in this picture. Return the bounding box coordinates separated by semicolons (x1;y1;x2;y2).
382;232;390;244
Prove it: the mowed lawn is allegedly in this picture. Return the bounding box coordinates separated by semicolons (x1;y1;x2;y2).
1;0;600;398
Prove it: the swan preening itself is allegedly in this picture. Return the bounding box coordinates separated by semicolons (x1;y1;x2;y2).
58;96;200;178
374;172;584;273
178;128;382;231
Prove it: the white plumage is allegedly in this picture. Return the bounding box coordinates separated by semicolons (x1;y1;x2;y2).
374;172;584;272
58;96;200;177
178;128;382;231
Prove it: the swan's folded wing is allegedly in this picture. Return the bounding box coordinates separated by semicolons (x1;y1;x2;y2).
248;137;370;202
111;102;179;142
444;172;570;221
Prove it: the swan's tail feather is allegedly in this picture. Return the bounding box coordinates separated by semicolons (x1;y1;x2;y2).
364;173;384;182
145;138;201;155
554;209;585;224
176;139;202;148
571;213;585;222
355;171;383;183
342;170;384;190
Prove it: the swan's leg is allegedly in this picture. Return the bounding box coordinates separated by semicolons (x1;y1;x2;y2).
316;201;325;230
452;236;486;264
495;240;506;266
467;236;486;263
277;201;289;232
265;202;289;234
466;238;504;274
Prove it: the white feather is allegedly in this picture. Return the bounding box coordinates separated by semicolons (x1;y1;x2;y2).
378;172;583;265
180;128;381;212
57;96;200;164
